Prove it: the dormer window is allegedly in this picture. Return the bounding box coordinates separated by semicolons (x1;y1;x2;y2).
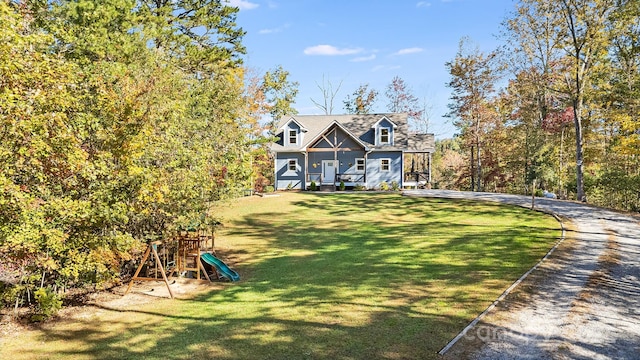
279;118;308;148
379;127;390;144
372;116;397;146
288;129;298;146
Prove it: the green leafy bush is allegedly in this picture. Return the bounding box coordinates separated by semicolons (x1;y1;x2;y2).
31;288;62;322
391;181;400;191
379;181;390;191
339;181;346;191
310;181;317;191
0;282;23;308
265;185;275;193
0;0;264;313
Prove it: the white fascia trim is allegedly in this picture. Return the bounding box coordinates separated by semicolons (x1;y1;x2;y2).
278;117;309;132
371;115;399;129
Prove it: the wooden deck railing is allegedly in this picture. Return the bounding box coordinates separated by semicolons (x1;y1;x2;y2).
336;174;365;183
307;172;322;184
306;173;366;185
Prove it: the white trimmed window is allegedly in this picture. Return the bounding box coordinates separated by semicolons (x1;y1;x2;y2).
288;130;298;145
288;159;297;172
380;158;390;171
356;158;365;172
379;127;390;144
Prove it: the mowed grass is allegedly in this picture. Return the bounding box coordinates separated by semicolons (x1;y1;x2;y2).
1;192;561;360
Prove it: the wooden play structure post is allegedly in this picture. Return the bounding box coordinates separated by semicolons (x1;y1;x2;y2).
176;231;210;282
123;226;223;298
125;241;175;299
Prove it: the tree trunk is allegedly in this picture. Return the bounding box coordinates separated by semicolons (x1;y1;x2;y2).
559;125;565;198
475;120;482;192
531;178;536;210
470;145;475;191
573;100;586;202
476;140;482;192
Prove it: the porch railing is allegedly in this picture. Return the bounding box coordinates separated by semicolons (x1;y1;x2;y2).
306;173;366;185
404;171;429;188
307;172;322;184
335;174;365;183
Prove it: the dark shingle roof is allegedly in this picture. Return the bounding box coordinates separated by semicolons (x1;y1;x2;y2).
406;133;436;153
271;113;434;153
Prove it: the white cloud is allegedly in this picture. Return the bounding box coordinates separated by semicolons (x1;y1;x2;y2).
259;23;290;34
393;47;424;56
416;1;431;8
303;45;363;56
351;54;376;62
372;65;402;72
226;0;259;10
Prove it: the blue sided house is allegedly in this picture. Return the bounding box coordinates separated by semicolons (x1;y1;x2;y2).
270;113;435;191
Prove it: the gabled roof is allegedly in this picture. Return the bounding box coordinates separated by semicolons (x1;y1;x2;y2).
278;117;308;132
306;120;370;151
371;115;398;129
270;113;435;154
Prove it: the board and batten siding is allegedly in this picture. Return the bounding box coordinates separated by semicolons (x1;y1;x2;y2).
275;153;306;190
336;151;366;176
366;152;402;189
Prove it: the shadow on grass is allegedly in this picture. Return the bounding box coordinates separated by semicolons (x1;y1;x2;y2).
26;193;561;360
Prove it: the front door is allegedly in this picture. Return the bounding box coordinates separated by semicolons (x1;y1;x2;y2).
322;160;336;185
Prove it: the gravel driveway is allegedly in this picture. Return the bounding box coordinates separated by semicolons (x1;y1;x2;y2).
403;190;640;360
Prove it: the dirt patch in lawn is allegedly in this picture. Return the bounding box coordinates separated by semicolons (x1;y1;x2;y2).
0;277;223;340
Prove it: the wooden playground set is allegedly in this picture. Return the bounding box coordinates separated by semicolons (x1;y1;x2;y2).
124;229;240;299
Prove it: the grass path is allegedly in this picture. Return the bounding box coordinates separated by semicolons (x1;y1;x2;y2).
1;192;561;359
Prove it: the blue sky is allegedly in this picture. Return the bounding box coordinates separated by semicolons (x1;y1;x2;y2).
230;0;515;139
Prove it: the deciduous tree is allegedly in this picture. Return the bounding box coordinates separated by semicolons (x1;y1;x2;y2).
311;75;343;115
262;65;299;132
557;0;616;202
343;83;378;115
0;0;257;313
446;39;502;192
384;76;423;131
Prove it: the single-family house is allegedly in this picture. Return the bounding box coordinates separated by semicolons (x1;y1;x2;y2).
270;113;435;190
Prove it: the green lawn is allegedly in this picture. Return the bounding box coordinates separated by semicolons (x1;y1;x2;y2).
1;192;561;360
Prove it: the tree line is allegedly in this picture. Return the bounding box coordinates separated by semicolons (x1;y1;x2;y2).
437;0;639;212
0;0;297;316
2;0;637;318
311;75;430;134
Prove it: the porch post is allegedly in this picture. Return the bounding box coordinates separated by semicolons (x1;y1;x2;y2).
304;152;308;190
401;152;405;188
333;129;338;184
334;148;338;184
428;152;432;186
364;152;368;186
273;151;277;191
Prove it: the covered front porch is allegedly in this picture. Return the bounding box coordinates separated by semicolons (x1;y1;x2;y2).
305;123;368;189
